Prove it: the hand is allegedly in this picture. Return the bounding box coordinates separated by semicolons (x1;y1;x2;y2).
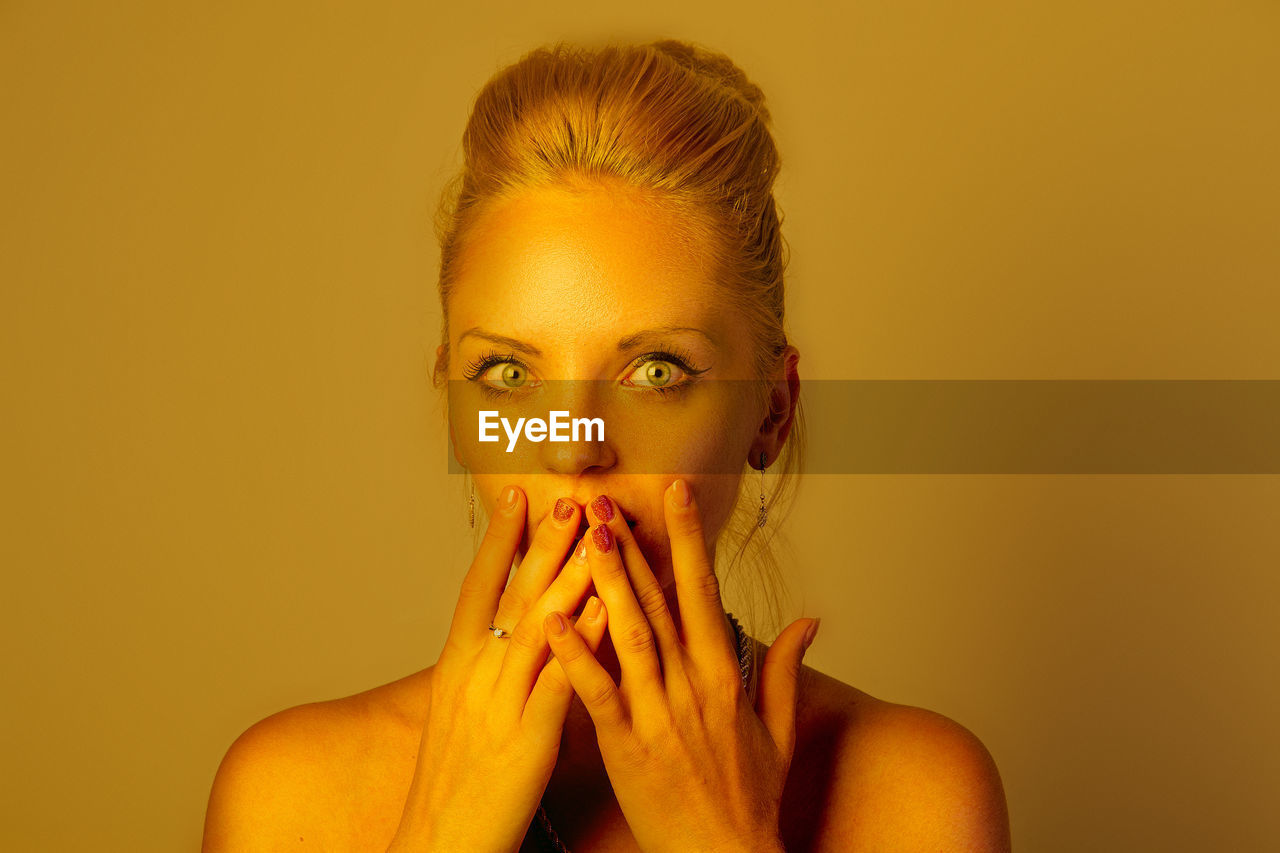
388;488;610;853
542;480;819;853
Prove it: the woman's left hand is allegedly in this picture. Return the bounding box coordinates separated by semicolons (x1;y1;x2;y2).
542;479;820;853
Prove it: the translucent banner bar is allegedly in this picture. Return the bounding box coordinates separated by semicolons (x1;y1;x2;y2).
444;380;1280;474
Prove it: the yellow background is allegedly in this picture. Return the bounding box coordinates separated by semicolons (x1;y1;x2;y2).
2;1;1278;850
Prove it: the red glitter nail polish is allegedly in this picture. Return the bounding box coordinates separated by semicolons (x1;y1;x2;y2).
592;523;613;554
591;495;614;522
553;498;574;522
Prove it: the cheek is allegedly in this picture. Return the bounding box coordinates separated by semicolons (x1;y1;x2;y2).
687;474;744;542
605;382;755;476
472;473;508;518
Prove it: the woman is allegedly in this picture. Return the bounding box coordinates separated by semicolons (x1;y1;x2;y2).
203;40;1010;851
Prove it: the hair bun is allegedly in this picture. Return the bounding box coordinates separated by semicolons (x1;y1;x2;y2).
647;39;772;124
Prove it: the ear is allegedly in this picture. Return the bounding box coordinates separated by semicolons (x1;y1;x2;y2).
750;345;801;467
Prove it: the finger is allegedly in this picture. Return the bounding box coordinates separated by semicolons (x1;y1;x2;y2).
540;604;629;737
664;479;738;669
588;495;683;667
522;595;608;733
586;519;665;696
489;497;583;640
446;484;524;651
757;617;819;766
494;534;593;696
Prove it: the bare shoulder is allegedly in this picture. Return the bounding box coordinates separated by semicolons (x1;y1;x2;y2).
785;658;1011;853
201;668;432;850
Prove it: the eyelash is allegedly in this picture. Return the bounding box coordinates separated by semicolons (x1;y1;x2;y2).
461;347;707;400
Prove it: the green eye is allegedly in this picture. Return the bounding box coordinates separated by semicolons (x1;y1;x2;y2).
627;358;689;393
643;361;673;387
500;364;526;387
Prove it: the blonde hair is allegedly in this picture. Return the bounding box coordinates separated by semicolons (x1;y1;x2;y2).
432;39;806;638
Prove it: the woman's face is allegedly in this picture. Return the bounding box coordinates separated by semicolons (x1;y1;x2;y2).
442;182;773;583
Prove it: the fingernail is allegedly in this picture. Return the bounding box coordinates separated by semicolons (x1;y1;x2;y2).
503;486;517;508
803;618;821;650
547;612;567;635
590;495;614;522
585;596;602;620
669;478;691;507
553;498;574;522
592;523;613;554
574;536;588;561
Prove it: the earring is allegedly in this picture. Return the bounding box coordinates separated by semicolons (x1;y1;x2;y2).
467;480;475;529
757;451;768;528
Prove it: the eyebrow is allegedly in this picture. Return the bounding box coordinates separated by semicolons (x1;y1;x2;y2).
457;327;542;356
458;325;717;355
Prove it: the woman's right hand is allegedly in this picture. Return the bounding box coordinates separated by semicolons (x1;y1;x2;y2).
387;486;608;853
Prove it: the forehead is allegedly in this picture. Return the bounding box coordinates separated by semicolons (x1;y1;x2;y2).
448;183;720;342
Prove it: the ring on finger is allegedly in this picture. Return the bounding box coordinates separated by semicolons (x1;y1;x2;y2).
489;621;514;639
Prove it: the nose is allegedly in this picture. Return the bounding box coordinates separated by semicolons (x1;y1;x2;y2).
538;416;615;475
537;380;615;476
